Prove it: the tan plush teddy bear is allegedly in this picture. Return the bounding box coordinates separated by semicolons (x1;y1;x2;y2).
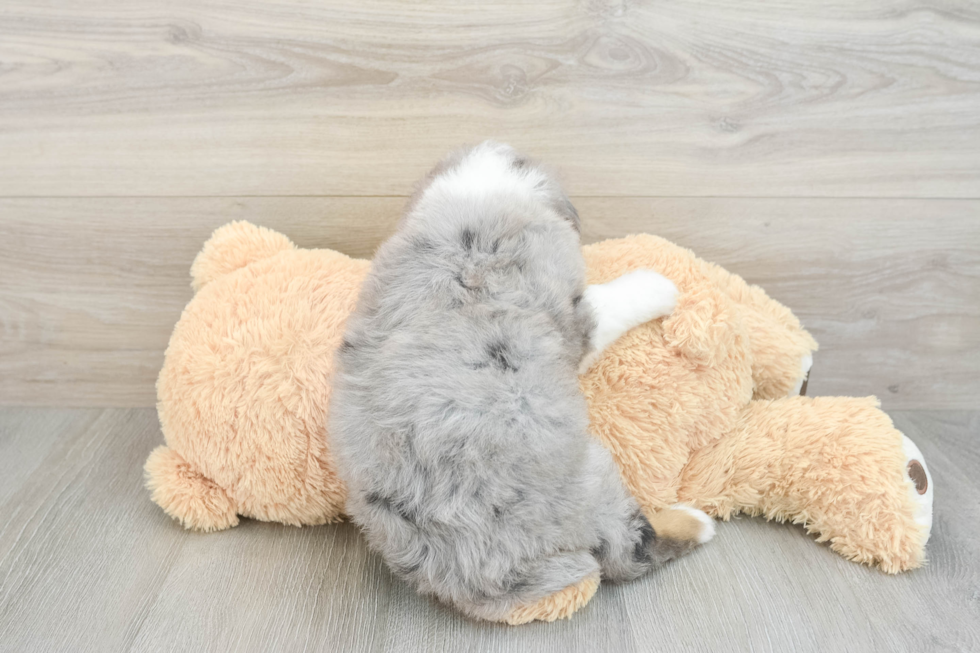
145;221;933;623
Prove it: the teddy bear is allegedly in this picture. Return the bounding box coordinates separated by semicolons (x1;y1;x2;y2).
145;221;933;624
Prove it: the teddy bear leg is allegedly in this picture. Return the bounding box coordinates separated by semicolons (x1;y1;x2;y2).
678;396;930;572
502;570;601;625
144;445;239;532
456;550;598;624
683;257;817;399
741;309;818;400
900;433;934;543
498;440;716;626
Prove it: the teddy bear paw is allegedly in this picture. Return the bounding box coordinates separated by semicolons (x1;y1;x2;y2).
901;434;933;544
790;353;814;396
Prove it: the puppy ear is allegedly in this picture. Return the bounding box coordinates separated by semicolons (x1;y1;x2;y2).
553;196;581;233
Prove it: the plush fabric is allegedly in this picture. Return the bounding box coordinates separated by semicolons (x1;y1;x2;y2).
151;223;369;530
146;222;930;622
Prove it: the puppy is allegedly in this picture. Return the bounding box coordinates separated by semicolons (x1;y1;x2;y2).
330;141;713;622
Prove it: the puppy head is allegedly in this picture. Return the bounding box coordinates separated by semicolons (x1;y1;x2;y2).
402;141;580;235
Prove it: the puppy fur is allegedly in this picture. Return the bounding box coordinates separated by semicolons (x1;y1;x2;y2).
330;141;710;622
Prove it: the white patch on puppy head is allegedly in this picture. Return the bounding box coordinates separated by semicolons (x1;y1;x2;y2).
419;141;551;211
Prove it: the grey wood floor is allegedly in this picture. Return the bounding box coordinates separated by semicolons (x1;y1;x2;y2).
0;408;977;653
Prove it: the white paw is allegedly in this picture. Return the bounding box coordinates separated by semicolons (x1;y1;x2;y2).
578;270;678;374
619;269;679;323
789;352;814;397
901;434;933;544
583;270;677;351
669;503;716;544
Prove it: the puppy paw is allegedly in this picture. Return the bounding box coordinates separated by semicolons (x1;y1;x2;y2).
640;504;716;566
579;270;679;375
584;269;677;347
618;269;679;324
666;503;716;544
647;503;715;553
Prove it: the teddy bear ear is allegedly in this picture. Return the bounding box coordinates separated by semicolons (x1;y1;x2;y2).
190;221;295;291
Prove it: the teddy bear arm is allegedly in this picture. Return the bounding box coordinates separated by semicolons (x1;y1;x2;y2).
678;396;932;573
580;234;739;366
660;284;739;366
144;445;239;532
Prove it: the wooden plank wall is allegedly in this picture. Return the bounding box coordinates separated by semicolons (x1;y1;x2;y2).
1;0;978;408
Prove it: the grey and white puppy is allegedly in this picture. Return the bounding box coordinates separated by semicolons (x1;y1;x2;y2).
330;142;714;622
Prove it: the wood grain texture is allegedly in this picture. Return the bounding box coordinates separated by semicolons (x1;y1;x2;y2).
1;197;977;408
1;1;979;197
0;408;977;652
